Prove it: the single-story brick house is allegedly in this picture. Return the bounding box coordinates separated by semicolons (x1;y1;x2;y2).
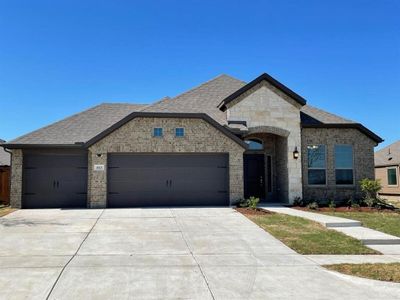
375;140;400;202
1;73;383;208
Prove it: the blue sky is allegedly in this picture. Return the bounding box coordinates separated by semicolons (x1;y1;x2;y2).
0;0;399;149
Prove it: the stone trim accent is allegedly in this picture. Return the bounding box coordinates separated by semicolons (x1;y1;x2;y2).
88;117;245;208
244;126;290;138
227;82;303;203
9;149;23;208
225;81;304;112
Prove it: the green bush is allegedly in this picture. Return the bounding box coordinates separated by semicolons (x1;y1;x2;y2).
239;196;260;209
359;179;382;207
306;201;319;210
328;200;336;210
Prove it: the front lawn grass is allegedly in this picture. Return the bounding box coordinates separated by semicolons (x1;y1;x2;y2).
240;210;379;255
326;263;400;283
322;211;400;237
0;205;16;217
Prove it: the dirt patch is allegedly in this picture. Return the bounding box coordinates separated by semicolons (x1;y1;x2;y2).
235;207;274;216
293;206;398;213
0;206;16;217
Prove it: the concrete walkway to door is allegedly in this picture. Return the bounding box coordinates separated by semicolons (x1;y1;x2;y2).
0;207;399;299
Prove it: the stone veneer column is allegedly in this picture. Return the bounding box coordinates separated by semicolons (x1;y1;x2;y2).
287;132;303;203
10;149;23;208
87;150;107;208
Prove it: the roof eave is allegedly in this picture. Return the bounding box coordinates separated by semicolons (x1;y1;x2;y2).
0;143;85;149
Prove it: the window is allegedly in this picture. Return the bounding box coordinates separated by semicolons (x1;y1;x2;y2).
335;145;354;185
153;127;163;137
307;145;326;185
245;139;263;150
175;127;185;137
387;168;398;186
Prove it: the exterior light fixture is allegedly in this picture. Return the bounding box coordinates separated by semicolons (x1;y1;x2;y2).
293;147;299;159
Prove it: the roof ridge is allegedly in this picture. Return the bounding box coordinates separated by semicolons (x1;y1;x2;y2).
171;74;244;101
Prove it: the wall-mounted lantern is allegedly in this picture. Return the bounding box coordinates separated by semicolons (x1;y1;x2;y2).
293;147;299;159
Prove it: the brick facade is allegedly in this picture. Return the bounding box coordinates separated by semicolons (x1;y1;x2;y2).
88;117;245;208
301;127;376;203
9;149;23;208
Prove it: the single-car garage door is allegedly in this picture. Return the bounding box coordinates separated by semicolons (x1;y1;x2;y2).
23;151;88;208
107;154;229;207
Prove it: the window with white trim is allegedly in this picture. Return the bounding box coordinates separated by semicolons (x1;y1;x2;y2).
307;145;326;185
335;145;354;185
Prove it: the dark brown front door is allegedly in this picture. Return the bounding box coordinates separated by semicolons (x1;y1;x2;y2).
244;154;265;200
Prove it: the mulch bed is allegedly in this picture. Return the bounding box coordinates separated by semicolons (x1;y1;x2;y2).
235;207;274;216
293;206;398;213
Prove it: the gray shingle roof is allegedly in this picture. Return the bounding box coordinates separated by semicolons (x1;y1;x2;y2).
9;103;147;145
3;74;363;147
143;75;246;124
375;140;400;167
300;105;355;124
0;140;10;166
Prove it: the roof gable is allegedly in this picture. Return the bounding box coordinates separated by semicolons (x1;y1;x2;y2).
85;112;247;149
218;73;307;111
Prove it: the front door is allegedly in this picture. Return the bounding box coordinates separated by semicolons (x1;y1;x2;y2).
244;154;265;200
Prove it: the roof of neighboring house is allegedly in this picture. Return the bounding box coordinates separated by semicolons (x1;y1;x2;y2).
375;140;400;167
2;73;382;148
0;140;10;166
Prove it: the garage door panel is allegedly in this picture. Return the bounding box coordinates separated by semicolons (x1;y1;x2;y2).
23;153;88;208
107;154;229;207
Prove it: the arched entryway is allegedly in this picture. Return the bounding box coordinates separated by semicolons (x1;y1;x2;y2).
242;126;289;203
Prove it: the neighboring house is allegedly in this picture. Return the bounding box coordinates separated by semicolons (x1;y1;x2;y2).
0;139;11;205
1;73;383;209
375;141;400;202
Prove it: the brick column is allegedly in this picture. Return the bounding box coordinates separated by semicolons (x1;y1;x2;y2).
10;149;23;208
87;150;107;208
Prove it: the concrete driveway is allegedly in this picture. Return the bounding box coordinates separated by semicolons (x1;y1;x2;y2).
0;208;399;299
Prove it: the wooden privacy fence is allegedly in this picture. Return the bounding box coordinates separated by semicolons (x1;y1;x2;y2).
0;166;10;205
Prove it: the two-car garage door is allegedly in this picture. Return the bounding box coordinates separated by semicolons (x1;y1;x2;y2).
107;154;229;207
22;152;229;208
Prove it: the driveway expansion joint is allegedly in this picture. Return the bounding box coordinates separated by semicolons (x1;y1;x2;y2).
45;209;105;300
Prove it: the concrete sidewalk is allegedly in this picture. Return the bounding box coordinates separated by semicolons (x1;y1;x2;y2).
262;205;400;255
305;255;400;265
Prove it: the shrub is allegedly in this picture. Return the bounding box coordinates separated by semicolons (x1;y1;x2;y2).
360;179;382;207
239;196;260;209
328;200;336;210
306;201;319;210
293;196;305;207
